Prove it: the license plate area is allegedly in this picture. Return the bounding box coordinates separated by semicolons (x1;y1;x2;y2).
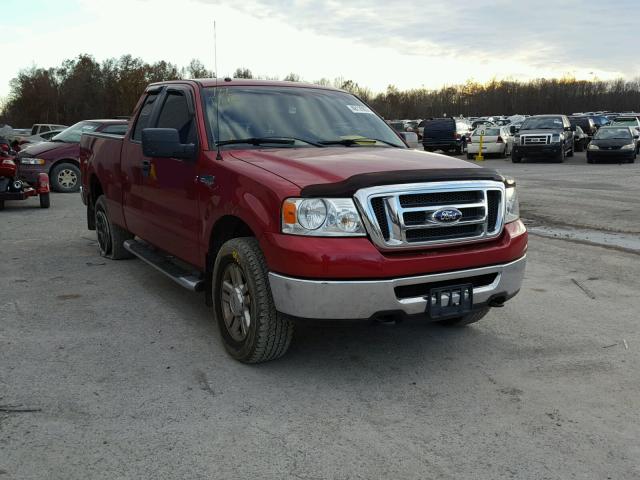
428;284;473;319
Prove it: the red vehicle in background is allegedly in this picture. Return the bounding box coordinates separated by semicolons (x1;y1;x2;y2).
16;120;128;193
79;79;527;363
0;139;50;210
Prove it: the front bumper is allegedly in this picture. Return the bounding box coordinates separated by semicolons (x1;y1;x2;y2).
513;144;560;156
17;163;47;183
587;149;635;161
268;255;526;320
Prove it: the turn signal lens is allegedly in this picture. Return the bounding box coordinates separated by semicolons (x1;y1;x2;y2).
283;201;297;224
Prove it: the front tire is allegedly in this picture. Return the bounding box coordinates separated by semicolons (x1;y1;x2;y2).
212;238;294;363
94;195;134;259
50;162;81;193
511;153;522;163
438;307;490;327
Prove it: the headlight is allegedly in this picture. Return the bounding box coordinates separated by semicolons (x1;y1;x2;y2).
588;143;599;150
20;158;45;165
621;144;635;150
282;198;366;236
551;133;563;143
505;187;519;224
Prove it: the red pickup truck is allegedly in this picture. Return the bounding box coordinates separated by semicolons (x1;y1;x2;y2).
79;79;527;363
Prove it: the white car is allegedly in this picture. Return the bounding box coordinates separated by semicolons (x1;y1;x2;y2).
466;126;512;158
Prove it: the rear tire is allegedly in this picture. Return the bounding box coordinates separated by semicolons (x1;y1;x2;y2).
212;238;294;363
511;153;522;163
94;195;134;259
39;192;50;208
438;307;490;327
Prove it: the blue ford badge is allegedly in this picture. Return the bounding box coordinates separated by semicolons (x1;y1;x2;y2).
433;208;463;223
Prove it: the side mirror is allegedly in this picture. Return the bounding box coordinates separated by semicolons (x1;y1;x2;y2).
509;125;517;134
634;135;639;139
142;128;196;159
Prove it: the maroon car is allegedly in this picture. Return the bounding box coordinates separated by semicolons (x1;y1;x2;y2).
16;120;128;192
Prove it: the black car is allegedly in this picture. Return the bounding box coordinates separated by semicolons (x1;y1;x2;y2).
586;126;637;164
510;115;575;163
588;115;610;129
568;116;597;139
422;118;468;154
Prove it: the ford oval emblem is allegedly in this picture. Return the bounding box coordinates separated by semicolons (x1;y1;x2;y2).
433;208;463;223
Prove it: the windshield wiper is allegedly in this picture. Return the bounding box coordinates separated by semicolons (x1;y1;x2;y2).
216;136;324;147
318;137;402;148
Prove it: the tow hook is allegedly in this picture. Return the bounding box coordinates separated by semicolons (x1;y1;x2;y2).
489;296;506;308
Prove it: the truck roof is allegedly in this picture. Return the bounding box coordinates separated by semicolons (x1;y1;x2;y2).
148;78;345;92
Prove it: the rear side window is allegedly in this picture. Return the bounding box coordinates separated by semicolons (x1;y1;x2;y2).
132;92;159;141
102;124;128;135
155;91;196;144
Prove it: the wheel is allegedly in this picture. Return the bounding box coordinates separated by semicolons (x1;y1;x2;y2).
39;192;50;208
586;154;594;164
212;237;294;363
511;153;522;163
455;142;463;155
575;140;583;152
555;147;565;163
94;195;134;259
567;142;574;157
499;145;507;158
438;307;490;327
0;200;4;210
50;162;81;193
467;153;474;160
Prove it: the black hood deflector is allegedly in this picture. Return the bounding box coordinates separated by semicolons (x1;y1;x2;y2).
300;168;511;197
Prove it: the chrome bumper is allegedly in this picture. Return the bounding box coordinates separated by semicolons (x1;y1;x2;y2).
268;255;526;320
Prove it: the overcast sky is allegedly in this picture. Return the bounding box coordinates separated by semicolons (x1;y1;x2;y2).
1;0;638;98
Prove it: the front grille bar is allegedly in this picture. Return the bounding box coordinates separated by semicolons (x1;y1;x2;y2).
353;180;506;251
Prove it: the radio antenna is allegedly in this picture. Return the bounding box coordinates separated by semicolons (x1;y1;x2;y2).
214;20;222;160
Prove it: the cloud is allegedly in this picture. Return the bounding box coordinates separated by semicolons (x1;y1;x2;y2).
198;0;639;77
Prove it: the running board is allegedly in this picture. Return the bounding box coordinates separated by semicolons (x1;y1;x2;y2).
123;239;204;291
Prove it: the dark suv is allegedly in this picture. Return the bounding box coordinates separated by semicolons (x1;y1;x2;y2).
568;116;597;139
422;118;468;154
511;115;575;163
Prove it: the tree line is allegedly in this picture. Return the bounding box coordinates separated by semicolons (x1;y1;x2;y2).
2;54;640;127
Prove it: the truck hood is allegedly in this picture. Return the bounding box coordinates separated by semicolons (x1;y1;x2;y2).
230;147;483;189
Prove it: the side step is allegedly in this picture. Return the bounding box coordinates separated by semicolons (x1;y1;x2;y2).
123;239;204;292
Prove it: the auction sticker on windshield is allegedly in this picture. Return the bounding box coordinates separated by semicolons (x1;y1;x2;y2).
346;105;374;114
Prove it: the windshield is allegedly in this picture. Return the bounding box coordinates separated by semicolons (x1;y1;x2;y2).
521;117;564;130
612;118;637;126
202;86;405;148
595;128;632;139
51;121;99;143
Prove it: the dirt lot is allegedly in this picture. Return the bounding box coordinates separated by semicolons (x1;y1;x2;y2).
1;151;639;479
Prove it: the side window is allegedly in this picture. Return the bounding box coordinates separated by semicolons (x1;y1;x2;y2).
155;91;197;144
132;93;159;141
40;126;51;133
102;124;128;135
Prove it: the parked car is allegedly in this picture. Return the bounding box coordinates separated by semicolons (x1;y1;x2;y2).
422;117;468;154
30;123;68;136
587;126;638;163
587;115;610;129
16;120;128;192
573;126;589;152
568;116;597;139
610;116;640;136
79;79;527;363
471;119;495;129
467;126;513;159
18;129;65;146
510;115;575;163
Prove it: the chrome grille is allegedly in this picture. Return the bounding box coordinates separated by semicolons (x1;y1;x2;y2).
521;134;550;145
354;181;505;251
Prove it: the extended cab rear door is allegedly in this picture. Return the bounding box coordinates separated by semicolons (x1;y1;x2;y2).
121;85;201;266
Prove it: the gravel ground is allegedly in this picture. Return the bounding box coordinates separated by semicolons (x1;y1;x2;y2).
1;151;639;479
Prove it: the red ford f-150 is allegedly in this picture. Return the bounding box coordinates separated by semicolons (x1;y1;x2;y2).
79;79;527;363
